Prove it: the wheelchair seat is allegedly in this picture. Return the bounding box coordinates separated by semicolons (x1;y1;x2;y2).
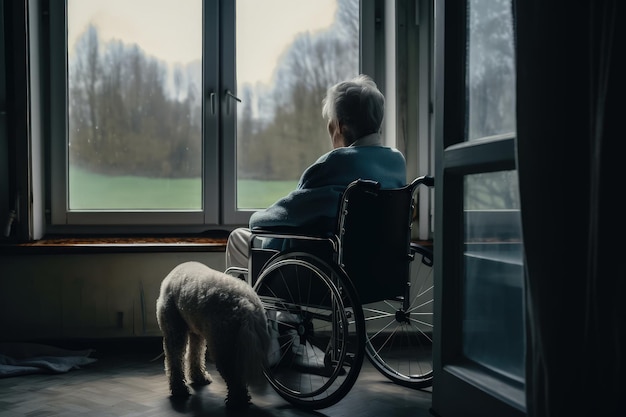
246;176;434;409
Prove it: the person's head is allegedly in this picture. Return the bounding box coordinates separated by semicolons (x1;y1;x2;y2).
322;74;385;148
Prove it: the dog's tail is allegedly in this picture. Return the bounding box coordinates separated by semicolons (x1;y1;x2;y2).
237;303;271;387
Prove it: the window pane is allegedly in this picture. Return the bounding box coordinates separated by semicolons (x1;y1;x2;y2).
235;0;359;209
467;0;516;140
463;171;525;381
67;0;202;210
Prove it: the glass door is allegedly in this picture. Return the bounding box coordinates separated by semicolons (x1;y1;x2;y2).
432;0;526;415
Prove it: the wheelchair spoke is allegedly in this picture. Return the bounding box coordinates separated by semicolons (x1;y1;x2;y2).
369;326;398;358
363;306;396;321
409;285;433;309
406;297;434;314
406;321;433;342
276;266;298;307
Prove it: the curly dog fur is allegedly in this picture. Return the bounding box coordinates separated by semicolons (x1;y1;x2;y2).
156;261;270;408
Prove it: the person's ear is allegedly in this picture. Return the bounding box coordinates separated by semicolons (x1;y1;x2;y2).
327;119;335;135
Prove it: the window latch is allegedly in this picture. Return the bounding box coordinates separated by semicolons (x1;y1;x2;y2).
225;89;241;115
209;92;216;115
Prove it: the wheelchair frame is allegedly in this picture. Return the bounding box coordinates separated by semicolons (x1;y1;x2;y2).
228;175;434;409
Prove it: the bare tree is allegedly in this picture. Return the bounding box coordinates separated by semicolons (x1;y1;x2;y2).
239;0;360;180
69;25;201;178
69;24;101;163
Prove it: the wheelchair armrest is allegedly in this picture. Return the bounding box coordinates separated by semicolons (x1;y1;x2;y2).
251;226;333;239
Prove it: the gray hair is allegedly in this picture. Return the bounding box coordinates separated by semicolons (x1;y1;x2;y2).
321;74;385;145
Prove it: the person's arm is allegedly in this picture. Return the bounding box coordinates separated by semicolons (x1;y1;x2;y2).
249;186;341;230
249;146;407;230
249;153;340;230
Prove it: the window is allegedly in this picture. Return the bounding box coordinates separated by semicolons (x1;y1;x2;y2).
433;0;525;415
66;0;204;212
226;0;361;223
47;0;363;233
463;171;524;382
466;0;516;141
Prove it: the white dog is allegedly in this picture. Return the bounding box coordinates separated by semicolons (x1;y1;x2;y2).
156;261;270;408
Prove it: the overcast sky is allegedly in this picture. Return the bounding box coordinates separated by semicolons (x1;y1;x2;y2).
67;0;336;85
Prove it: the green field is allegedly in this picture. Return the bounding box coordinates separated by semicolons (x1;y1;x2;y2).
69;167;297;210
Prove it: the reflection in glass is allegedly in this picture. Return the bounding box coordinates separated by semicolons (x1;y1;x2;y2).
67;0;202;210
235;0;359;209
463;171;525;381
467;0;516;140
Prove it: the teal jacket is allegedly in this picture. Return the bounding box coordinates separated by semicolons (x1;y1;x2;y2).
249;135;406;248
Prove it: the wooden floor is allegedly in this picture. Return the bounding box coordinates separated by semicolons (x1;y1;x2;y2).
0;338;433;417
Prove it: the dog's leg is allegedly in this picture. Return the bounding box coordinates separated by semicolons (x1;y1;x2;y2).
214;345;251;409
159;301;191;398
187;332;212;385
163;333;191;397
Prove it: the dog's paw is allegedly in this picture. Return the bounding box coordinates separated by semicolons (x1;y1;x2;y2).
190;372;213;386
225;391;252;409
170;384;191;398
225;398;251;410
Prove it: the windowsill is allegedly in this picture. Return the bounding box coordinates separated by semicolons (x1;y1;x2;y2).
0;233;229;255
1;233;433;255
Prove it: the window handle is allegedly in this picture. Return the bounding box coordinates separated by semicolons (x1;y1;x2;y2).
225;89;241;115
225;89;242;102
209;92;216;115
4;194;19;237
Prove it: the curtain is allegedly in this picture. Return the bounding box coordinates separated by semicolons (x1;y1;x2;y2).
515;1;624;416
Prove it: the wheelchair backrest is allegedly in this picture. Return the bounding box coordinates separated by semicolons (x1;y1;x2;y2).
336;179;417;304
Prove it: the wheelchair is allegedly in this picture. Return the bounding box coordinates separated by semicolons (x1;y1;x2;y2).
228;175;434;410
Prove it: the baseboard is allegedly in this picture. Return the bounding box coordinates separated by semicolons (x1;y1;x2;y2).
3;336;164;357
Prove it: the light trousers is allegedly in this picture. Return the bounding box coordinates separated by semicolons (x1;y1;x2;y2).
225;227;252;271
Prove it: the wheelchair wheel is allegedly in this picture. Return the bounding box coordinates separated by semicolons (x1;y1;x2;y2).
362;243;434;388
254;252;365;409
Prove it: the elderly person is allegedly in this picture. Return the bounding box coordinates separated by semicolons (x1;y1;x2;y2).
225;74;406;273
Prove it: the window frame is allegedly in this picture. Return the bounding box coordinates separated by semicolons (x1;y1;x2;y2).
432;0;526;415
48;0;219;232
44;0;384;235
